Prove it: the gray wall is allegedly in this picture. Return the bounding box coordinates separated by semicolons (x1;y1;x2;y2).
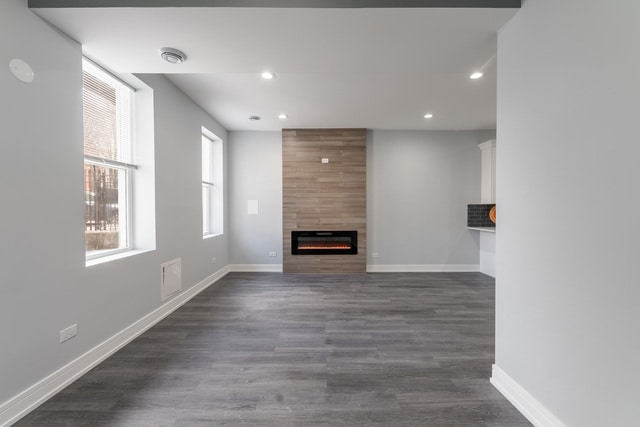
228;129;493;269
228;131;283;265
0;0;228;405
496;0;639;424
368;130;493;268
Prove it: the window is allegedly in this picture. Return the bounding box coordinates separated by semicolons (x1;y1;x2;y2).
202;130;223;236
82;59;136;258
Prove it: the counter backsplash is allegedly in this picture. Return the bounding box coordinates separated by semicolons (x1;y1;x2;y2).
467;204;496;228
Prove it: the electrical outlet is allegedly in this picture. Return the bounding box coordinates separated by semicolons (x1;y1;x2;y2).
60;324;78;343
372;252;380;258
269;251;277;257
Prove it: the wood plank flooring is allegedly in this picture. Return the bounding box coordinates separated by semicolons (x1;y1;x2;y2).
16;272;530;426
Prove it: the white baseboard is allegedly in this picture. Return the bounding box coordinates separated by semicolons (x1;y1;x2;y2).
229;264;283;272
0;265;231;427
229;265;481;274
228;264;478;274
367;264;480;273
480;269;495;278
490;364;567;427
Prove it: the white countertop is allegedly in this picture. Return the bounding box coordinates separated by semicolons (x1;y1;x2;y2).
467;227;496;233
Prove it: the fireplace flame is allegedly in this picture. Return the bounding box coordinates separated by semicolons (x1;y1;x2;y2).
298;243;351;250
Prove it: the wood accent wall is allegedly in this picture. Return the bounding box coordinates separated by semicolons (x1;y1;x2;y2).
283;129;367;273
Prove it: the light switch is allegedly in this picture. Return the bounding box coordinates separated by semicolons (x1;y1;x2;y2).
248;199;259;215
321;158;329;164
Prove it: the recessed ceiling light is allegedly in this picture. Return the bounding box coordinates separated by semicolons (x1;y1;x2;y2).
424;113;434;119
249;115;261;121
261;71;276;80
470;72;483;79
160;47;187;64
278;114;288;119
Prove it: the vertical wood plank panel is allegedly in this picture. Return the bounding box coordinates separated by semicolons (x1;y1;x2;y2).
283;129;366;273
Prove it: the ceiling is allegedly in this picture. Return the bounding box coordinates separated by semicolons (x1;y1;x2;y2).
32;2;519;131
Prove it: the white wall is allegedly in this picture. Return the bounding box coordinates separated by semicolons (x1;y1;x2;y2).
479;232;495;277
367;130;493;270
495;0;640;425
0;0;228;411
228;131;282;267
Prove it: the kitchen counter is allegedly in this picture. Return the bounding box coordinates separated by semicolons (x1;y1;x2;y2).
467;227;496;233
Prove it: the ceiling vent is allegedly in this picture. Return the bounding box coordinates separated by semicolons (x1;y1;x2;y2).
160;47;187;64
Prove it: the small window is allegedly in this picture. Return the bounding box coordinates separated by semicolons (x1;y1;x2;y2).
83;59;136;258
202;130;223;236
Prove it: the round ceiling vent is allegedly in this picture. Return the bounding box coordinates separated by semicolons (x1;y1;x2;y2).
160;47;187;64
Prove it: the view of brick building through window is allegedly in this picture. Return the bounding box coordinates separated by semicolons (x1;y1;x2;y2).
83;67;130;253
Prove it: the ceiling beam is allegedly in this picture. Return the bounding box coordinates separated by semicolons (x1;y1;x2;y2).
29;0;521;8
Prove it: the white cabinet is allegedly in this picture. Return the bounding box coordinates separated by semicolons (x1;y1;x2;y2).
478;140;496;204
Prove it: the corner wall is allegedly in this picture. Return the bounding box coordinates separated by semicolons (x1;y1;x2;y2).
495;0;640;425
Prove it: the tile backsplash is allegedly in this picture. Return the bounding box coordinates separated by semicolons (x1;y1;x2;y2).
467;204;496;227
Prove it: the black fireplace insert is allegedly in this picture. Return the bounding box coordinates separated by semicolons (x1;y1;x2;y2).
291;230;357;255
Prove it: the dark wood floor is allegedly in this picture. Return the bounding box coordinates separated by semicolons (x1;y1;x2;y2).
16;272;530;426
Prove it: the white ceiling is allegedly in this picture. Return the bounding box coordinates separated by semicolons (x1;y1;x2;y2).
33;6;518;131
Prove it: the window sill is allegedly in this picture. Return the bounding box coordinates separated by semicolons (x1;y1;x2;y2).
86;248;154;267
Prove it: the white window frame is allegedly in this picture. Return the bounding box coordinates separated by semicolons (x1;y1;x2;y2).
202;128;223;237
83;58;137;260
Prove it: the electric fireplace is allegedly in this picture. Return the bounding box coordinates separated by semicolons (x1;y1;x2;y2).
291;230;357;255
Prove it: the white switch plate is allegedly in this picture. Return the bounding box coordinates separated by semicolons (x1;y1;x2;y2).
372;252;380;258
60;324;78;343
248;199;259;215
321;158;329;164
269;251;277;257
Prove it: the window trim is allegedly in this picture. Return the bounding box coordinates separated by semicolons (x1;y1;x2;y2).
201;129;223;238
83;56;137;93
202;133;215;237
84;154;138;171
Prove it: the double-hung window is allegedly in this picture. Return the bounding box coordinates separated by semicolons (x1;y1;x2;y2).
202;130;223;236
82;59;136;258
